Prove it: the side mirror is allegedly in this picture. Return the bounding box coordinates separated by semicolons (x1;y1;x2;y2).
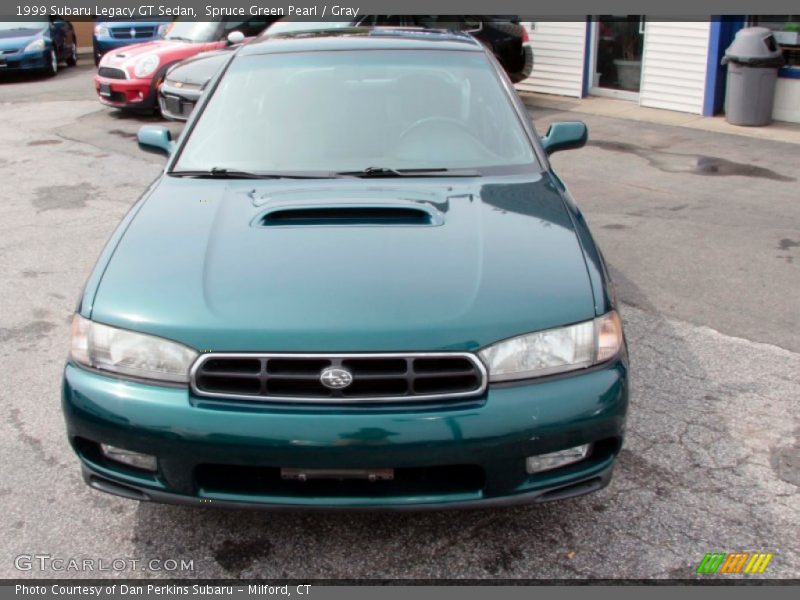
541;121;588;155
137;126;175;156
227;31;245;45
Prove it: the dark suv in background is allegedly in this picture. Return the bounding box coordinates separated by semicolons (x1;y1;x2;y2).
402;16;532;82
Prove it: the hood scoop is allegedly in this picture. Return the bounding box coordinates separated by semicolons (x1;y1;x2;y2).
257;204;443;227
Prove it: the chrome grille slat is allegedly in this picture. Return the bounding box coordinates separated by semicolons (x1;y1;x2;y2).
190;352;487;404
110;26;157;39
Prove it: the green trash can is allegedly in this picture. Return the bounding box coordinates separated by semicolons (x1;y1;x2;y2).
722;27;785;126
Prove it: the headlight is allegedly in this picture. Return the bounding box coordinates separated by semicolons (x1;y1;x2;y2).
479;311;624;382
94;24;110;37
157;23;171;38
24;38;46;52
133;54;160;78
70;315;198;383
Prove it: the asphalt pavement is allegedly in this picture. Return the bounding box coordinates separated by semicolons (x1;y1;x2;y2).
0;62;797;580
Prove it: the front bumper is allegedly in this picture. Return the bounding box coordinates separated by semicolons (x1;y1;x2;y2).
0;49;49;72
507;44;533;83
63;358;628;510
94;74;156;109
158;83;201;121
521;43;534;80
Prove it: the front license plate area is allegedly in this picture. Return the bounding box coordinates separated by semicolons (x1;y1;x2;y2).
99;83;112;97
280;468;394;482
164;95;181;113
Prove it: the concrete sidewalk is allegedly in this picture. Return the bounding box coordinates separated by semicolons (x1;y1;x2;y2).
519;92;800;145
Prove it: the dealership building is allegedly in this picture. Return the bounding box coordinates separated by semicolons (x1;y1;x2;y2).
518;17;800;123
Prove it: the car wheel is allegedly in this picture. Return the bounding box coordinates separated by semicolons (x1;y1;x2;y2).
46;49;58;77
66;44;77;67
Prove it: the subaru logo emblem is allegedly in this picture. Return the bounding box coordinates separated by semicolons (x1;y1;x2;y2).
130;28;136;38
319;367;353;390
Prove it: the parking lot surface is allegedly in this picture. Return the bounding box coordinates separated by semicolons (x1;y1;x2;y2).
0;64;798;579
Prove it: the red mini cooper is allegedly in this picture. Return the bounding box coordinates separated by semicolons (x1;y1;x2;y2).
94;18;274;111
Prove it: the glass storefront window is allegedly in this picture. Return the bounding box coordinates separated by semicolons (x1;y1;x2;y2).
595;16;645;92
750;16;800;68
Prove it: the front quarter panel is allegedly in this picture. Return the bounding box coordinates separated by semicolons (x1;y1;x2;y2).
78;177;162;317
502;65;615;318
551;171;616;316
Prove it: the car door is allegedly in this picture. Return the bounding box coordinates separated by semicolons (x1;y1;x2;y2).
65;19;76;51
48;15;67;58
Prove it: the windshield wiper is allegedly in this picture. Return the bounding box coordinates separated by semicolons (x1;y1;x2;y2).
337;167;480;178
170;168;335;179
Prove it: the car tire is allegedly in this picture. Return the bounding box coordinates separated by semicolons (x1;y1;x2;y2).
46;49;58;77
66;44;77;67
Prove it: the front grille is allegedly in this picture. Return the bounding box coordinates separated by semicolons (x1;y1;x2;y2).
191;353;487;403
98;67;127;80
110;26;157;39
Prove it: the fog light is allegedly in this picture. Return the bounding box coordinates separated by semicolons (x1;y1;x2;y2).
526;444;591;474
100;444;157;472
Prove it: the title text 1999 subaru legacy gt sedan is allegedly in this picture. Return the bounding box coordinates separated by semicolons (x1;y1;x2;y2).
63;29;628;510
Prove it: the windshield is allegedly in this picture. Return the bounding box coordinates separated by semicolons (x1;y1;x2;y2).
164;21;221;43
0;21;47;33
175;50;536;174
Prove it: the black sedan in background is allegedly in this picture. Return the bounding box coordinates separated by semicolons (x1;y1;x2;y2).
159;16;533;121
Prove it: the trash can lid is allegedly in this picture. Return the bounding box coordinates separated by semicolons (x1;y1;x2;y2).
723;27;785;66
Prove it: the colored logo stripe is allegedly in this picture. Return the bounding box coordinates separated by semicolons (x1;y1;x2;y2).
720;553;749;573
697;553;726;574
744;553;773;574
697;552;773;574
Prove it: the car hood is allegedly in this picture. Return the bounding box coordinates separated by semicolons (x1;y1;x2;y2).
0;28;43;51
96;21;164;28
166;51;230;85
101;40;212;66
90;175;596;352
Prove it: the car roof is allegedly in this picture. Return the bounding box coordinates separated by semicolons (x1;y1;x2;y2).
238;28;485;56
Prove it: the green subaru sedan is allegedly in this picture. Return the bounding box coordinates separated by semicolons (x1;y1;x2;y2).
63;28;628;509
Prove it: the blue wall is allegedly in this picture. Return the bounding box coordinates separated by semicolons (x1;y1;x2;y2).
582;17;592;98
704;16;746;116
